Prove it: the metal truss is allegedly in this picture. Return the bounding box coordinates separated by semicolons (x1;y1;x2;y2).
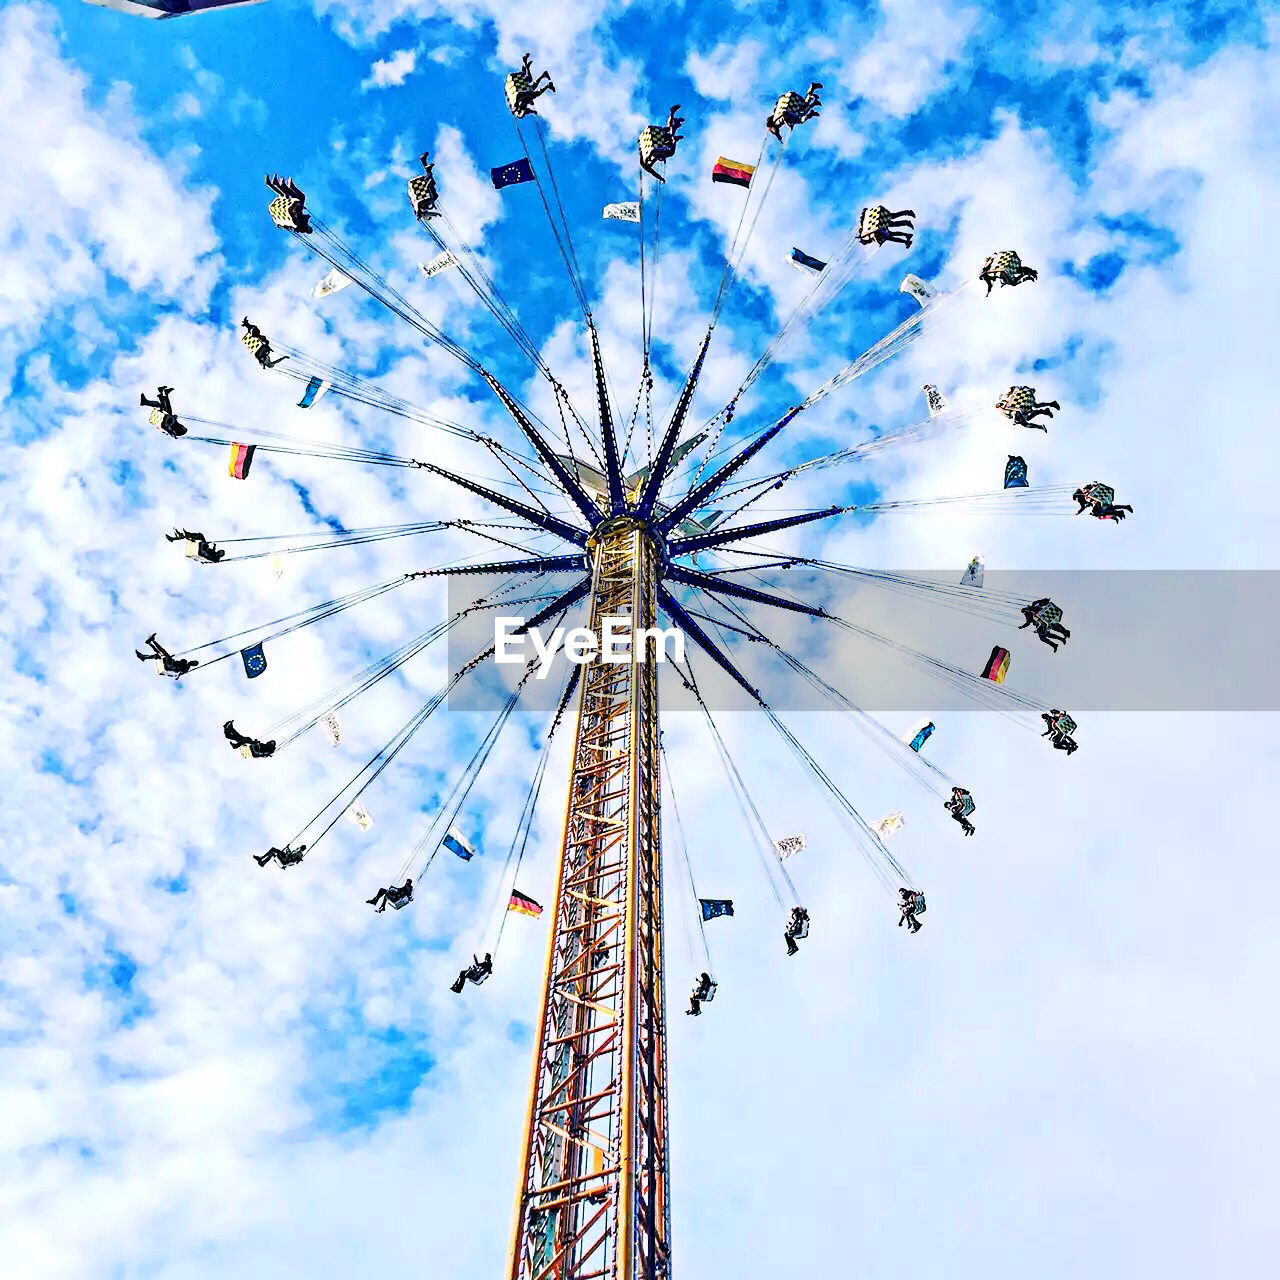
508;520;670;1280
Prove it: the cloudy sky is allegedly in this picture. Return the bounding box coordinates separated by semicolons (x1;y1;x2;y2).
2;1;1278;1276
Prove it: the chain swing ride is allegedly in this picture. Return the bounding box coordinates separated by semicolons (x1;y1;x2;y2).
138;54;1127;1280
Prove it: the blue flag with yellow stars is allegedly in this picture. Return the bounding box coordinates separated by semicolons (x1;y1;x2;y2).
699;898;734;921
490;158;535;189
241;642;267;679
1004;454;1029;488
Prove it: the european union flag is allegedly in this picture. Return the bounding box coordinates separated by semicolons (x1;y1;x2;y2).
241;642;267;679
1004;454;1029;488
491;158;535;190
699;898;734;921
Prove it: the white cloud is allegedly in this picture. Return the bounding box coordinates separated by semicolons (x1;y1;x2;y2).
317;0;647;155
0;4;220;396
686;37;766;102
360;45;419;91
851;0;980;117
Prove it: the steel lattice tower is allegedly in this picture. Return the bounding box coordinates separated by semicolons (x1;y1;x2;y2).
508;519;670;1280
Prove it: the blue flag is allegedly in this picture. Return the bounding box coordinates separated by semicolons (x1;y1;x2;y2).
699;898;734;921
907;720;935;753
1004;455;1029;489
241;642;267;679
491;158;535;189
442;828;476;861
297;376;331;409
789;247;827;272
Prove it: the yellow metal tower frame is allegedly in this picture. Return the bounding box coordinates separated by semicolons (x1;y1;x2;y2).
508;519;670;1280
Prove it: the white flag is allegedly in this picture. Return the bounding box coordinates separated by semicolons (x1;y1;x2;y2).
321;712;342;747
960;555;984;588
900;273;937;308
313;268;353;299
419;251;459;278
922;384;950;417
348;801;374;831
602;202;641;223
873;811;906;838
774;833;806;860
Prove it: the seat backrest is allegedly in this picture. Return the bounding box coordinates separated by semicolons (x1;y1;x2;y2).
858;206;887;235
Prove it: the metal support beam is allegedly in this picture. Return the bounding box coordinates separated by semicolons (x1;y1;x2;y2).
654;408;800;535
425;555;586;577
664;564;828;618
634;331;712;520
422;461;588;545
483;372;605;528
667;505;841;557
590;324;628;516
509;522;670;1280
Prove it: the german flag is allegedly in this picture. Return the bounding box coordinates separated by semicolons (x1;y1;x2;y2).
712;156;755;188
509;889;543;918
229;442;256;480
980;645;1011;684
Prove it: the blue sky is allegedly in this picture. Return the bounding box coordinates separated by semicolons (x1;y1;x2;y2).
2;1;1279;1276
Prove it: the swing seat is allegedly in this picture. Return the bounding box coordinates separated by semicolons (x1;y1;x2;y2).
639;126;677;165
407;173;439;218
857;205;890;242
998;386;1036;416
268;195;302;231
769;91;805;129
505;72;534;117
985;249;1022;277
